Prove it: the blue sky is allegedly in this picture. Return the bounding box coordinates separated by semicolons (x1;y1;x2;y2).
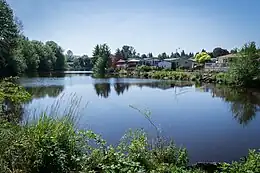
6;0;260;56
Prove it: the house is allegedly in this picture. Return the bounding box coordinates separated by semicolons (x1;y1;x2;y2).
158;61;173;69
158;58;179;69
158;57;195;69
127;59;140;68
116;59;127;68
204;63;229;72
216;54;237;64
177;57;194;69
204;54;237;72
142;58;160;66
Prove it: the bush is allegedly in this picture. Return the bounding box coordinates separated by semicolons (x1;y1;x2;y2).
136;65;159;72
220;149;260;173
227;42;260;87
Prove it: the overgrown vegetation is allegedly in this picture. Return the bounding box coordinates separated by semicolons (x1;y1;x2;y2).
227;42;260;87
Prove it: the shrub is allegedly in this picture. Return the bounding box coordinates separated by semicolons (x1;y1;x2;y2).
227;42;260;87
220;149;260;173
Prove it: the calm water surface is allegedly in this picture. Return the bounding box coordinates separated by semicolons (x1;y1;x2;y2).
19;74;260;163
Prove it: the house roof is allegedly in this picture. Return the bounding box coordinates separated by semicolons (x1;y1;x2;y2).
164;58;180;62
117;59;126;63
143;58;160;61
188;58;196;62
128;59;140;62
217;54;238;59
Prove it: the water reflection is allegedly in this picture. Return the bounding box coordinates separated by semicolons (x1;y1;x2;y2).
114;82;130;95
25;86;64;99
200;85;260;126
93;81;193;98
94;83;111;98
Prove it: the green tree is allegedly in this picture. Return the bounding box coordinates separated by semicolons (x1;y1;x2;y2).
141;54;147;59
66;50;74;62
32;40;55;72
195;52;211;63
213;47;229;58
93;44;111;76
18;37;39;73
228;42;260;87
147;53;153;58
46;41;66;71
0;0;20;76
120;45;135;60
92;44;100;66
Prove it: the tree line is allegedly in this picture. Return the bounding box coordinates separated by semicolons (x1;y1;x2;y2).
0;0;66;77
1;0;258;79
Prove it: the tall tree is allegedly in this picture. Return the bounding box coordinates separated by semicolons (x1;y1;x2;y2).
66;50;74;62
147;53;153;58
201;49;206;53
141;54;147;59
213;47;229;58
92;44;100;66
195;52;211;63
120;45;135;60
93;44;111;76
181;50;186;57
0;0;20;76
46;41;66;71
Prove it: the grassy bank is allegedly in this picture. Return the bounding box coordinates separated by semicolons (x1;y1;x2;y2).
116;66;229;84
0;114;260;173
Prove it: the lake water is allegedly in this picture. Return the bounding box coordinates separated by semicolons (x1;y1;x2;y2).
19;73;260;164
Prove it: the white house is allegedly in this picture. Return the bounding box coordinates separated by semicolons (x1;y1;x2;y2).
142;58;160;66
158;61;173;69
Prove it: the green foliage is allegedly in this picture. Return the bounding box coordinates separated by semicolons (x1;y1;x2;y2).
136;65;159;72
0;77;31;104
93;44;111;76
92;44;100;66
148;71;196;81
195;52;211;63
0;77;31;123
0;0;20;76
212;47;229;58
0;115;85;173
120;45;136;60
46;41;66;71
227;42;260;87
0;0;67;76
220;149;260;173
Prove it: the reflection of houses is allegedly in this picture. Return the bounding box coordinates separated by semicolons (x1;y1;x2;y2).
204;54;237;72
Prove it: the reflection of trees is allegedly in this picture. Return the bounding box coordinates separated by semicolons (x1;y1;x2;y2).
136;81;192;90
204;85;260;126
114;83;130;95
26;86;64;99
94;83;111;98
94;81;193;98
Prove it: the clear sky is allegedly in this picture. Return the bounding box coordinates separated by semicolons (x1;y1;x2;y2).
6;0;260;56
